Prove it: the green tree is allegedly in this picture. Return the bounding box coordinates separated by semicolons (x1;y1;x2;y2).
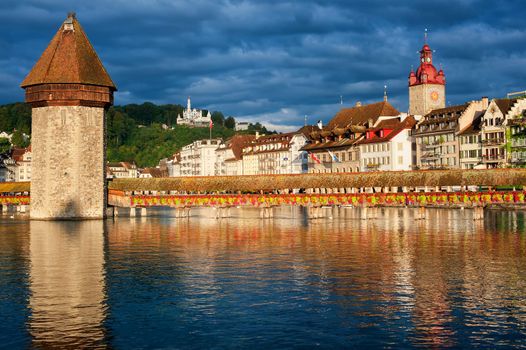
211;111;225;126
225;116;236;129
0;137;10;154
11;130;29;148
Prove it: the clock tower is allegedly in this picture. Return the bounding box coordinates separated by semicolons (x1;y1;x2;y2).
408;42;445;115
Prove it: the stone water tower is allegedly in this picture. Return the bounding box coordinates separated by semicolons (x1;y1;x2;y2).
21;13;116;219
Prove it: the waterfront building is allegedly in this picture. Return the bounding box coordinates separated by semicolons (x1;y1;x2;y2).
20;13;115;219
0;147;32;182
107;162;137;179
506;102;526;167
357;115;416;172
180;139;222;176
413;98;488;169
215;135;255;176
408;41;446;116
138;167;165;178
242;131;308;175
458;114;484;169
176;97;212;127
302;101;400;173
165;152;181;177
479;98;526;168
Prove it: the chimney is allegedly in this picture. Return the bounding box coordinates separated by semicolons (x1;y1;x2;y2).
355;101;362;107
481;96;489;109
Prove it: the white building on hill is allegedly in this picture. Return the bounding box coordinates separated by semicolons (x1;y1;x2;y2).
176;97;212;128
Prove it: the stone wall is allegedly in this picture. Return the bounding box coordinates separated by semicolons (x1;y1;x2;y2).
30;106;106;219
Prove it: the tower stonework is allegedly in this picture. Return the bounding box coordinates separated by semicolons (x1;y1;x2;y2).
408;43;445;116
21;13;116;220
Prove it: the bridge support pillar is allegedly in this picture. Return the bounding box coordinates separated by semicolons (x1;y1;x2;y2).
260;206;273;219
415;206;426;220
2;205;7;213
360;204;374;220
141;208;147;217
20;205;27;213
130;207;136;217
473;206;484;221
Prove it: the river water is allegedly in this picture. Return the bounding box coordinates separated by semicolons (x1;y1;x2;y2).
1;207;526;349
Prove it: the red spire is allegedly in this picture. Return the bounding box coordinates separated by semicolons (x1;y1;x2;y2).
408;41;445;86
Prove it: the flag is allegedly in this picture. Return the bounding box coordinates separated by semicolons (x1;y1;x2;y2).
317;120;323;130
209;119;214;129
309;152;321;164
328;150;341;163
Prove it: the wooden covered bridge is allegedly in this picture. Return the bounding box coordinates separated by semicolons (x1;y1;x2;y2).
2;169;525;218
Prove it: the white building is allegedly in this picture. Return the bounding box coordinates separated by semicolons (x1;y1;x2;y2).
180;139;222;176
1;147;32;182
479;98;526;168
235;121;250;131
166;152;181;177
458;114;484;169
107;162;138;179
176;97;212;128
358;115;416;172
215;135;255;176
242;132;309;175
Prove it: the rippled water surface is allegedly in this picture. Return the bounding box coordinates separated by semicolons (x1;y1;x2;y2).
1;207;526;349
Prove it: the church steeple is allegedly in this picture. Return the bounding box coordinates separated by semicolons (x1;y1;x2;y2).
408;41;445;87
408;35;446;116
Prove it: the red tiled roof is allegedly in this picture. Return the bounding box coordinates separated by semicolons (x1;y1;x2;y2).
327;101;400;129
21;14;116;89
228;134;255;160
11;147;30;162
356;116;417;145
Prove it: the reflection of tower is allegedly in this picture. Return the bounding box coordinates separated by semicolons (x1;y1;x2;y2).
408;39;446;116
29;221;106;348
20;13;116;219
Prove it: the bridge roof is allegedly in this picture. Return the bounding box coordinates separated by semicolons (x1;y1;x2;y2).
109;169;526;192
0;182;30;193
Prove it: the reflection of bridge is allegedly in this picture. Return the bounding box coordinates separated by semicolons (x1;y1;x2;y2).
1;169;526;219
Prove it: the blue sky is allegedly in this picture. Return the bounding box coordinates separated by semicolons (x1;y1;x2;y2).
1;0;525;131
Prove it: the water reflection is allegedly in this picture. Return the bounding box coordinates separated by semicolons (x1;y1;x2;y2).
104;208;526;348
0;208;525;348
28;221;107;349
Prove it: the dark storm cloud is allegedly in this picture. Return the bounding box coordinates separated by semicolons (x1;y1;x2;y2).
0;0;525;130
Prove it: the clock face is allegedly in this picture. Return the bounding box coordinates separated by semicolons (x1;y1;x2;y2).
430;91;439;101
426;57;431;63
421;58;424;63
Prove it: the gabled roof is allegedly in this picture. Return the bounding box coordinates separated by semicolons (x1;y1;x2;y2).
494;98;517;116
11;147;31;163
228;134;255;160
458;112;483;136
327;101;400;129
21;14;116;89
424;103;469;118
356;116;416;145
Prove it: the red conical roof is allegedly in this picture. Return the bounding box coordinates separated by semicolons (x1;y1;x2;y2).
408;42;445;86
21;14;116;90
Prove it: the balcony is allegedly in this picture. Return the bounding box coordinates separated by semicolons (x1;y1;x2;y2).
482;138;505;146
420;151;442;160
508;117;526;127
482;154;506;162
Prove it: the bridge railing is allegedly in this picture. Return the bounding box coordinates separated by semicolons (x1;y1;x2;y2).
109;191;526;208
